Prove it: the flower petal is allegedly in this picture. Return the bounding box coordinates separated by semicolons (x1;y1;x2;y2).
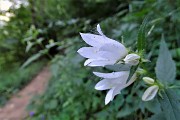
95;79;114;90
125;73;137;87
93;71;129;79
142;85;159;101
97;24;125;46
77;47;101;59
80;32;122;48
87;59;116;67
84;59;99;66
111;86;122;99
78;47;119;61
95;78;124;90
98;50;120;61
80;33;107;47
105;88;114;105
97;24;104;36
84;59;95;66
113;73;137;96
99;42;127;60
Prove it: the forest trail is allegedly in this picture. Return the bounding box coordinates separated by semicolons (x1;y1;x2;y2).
0;67;51;120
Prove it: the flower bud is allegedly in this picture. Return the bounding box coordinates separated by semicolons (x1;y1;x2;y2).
137;68;147;75
142;85;159;101
124;53;140;66
143;77;155;84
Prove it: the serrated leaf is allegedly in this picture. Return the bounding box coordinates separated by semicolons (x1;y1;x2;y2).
137;16;148;52
158;89;180;120
155;35;176;84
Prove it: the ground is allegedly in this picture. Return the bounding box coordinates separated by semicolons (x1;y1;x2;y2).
0;67;51;120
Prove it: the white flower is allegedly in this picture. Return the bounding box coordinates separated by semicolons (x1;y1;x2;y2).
142;85;159;101
93;71;137;105
77;24;128;67
143;77;155;85
123;53;140;66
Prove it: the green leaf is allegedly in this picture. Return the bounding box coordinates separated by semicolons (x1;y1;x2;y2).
105;64;130;72
155;35;176;84
137;16;148;52
48;99;58;110
148;112;166;120
21;53;42;68
26;41;34;53
116;104;134;118
158;89;180;120
126;64;139;83
145;98;161;113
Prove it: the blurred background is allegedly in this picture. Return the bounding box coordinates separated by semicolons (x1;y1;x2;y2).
0;0;180;120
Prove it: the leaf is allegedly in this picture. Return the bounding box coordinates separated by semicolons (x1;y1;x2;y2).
155;35;176;84
21;53;42;68
116;104;134;118
105;64;130;72
117;96;139;118
26;41;34;52
137;16;148;52
148;112;166;120
126;64;139;83
48;99;58;110
158;89;180;120
145;98;161;113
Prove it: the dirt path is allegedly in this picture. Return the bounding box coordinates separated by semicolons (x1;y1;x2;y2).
0;67;51;120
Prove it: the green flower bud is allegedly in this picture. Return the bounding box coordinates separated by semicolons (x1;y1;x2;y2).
143;77;155;85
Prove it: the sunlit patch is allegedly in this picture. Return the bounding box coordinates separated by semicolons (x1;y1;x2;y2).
0;15;9;21
0;0;12;11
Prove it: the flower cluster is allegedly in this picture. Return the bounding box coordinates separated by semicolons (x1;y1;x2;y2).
94;71;137;104
78;24;159;105
78;24;140;67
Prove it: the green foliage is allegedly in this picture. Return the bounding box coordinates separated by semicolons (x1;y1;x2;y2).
0;61;45;106
153;35;179;120
158;89;180;120
21;52;42;68
148;112;166;120
156;36;176;85
26;0;180;119
0;0;180;120
137;16;148;52
27;42;161;120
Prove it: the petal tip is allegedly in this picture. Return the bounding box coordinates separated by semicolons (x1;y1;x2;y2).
77;49;81;53
77;48;83;54
93;71;98;75
94;85;100;90
105;99;110;105
97;24;100;28
79;32;85;37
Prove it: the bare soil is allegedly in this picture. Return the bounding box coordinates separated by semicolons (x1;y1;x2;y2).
0;67;51;120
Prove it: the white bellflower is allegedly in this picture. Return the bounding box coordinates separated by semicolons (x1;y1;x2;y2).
93;71;137;104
